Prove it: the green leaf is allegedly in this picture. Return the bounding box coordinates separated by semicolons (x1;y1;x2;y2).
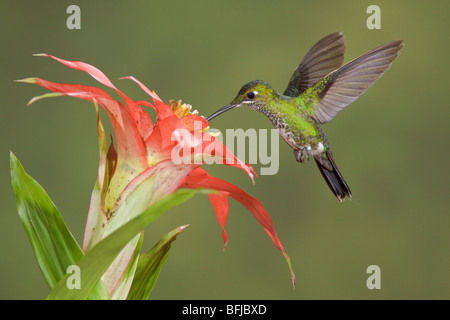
9;152;109;299
109;233;144;300
46;188;197;300
127;224;189;300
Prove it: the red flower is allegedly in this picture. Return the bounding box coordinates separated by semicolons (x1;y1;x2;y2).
19;54;295;289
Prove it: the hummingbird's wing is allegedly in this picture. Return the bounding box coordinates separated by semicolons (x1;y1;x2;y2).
284;32;346;97
310;40;403;124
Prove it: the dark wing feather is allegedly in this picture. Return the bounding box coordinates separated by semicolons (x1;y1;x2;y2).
284;32;346;97
312;40;404;124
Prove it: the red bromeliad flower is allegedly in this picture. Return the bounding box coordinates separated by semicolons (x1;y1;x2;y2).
18;54;295;295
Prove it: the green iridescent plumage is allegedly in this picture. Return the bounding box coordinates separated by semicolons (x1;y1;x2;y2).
207;32;403;201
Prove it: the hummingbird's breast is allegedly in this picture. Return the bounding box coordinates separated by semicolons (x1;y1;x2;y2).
272;118;303;149
263;99;324;152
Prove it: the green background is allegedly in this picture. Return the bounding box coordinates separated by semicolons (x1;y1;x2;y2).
1;0;449;299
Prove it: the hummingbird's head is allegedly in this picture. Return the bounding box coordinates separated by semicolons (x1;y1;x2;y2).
206;80;276;121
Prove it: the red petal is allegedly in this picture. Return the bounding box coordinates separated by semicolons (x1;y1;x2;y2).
180;168;282;249
36;54;152;141
26;78;114;100
121;76;175;120
144;115;186;164
207;192;229;249
134;106;153;141
180;168;295;287
180;115;209;132
29;78;148;172
195;133;256;181
34;54;117;88
180;168;295;288
120;76;163;103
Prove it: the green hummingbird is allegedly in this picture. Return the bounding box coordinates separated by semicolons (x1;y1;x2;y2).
206;32;403;201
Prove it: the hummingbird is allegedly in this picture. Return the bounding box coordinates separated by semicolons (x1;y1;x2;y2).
206;32;403;201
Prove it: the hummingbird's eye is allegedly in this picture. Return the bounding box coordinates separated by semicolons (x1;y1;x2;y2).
246;91;256;100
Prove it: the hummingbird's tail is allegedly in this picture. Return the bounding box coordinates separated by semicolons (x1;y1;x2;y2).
314;150;351;202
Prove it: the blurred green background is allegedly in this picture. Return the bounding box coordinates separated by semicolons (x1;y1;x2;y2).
1;0;449;299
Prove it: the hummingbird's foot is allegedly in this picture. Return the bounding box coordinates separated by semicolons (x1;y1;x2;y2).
294;148;310;163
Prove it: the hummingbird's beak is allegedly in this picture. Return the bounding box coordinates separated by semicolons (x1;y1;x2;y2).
206;104;237;122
